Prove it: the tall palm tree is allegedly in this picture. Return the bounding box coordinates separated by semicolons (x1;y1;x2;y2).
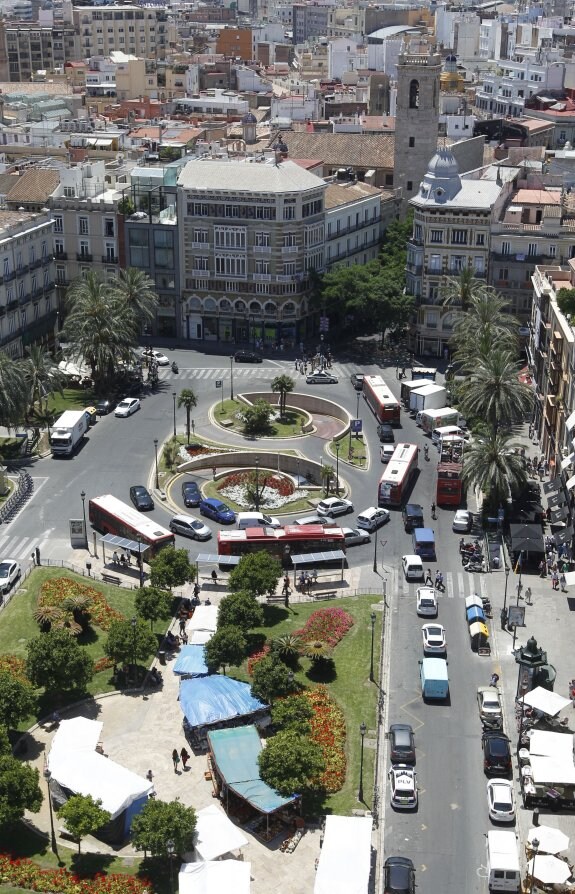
177;388;198;444
459;349;534;430
63;272;136;388
0;353;28;429
462;429;527;510
271;374;295;419
23;345;65;414
441;266;488;311
112;267;159;332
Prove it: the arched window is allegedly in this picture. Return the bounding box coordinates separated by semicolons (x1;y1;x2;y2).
249;300;262;312
204;297;217;311
409;79;420;109
235;299;246;313
264;301;277;316
220;298;232;311
189;296;202;310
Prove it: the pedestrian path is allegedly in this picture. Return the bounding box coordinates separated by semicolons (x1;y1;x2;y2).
0;531;65;562
158;361;359;384
398;570;489;601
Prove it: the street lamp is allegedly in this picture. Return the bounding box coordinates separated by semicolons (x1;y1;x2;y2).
167;839;175;894
230;355;234;401
172;391;177;439
529;837;539;894
369;612;376;682
43;767;58;857
373;535;378;573
80;489;88;549
137;535;144;588
154;439;159;490
358;721;367;802
503;564;510;612
131;616;137;685
335;441;340;494
255;457;260;512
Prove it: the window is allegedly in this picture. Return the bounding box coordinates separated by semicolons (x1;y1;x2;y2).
79;241;90;258
129;227;148;267
55;239;64;256
283;262;296;276
56;266;66;283
53;215;63;233
64;186;75;197
283;233;297;248
414;224;423;242
452;229;468;245
255;231;270;247
426;310;438;328
409;137;415;147
549;245;556;257
430;230;443;243
527;243;538;257
429;254;441;272
501;241;510;255
498;268;508;281
255;260;270;275
474;256;484;274
214;227;246;249
105;218;115;237
78;217;89;235
193;229;208;245
194;257;209;271
476;233;485;246
283;205;296;221
407;181;413;191
215;255;246;277
409;79;419;109
104;243;116;262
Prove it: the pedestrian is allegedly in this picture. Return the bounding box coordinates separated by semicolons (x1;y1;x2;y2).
211;569;218;583
525;586;532;605
193;582;200;599
539;559;547;578
312;568;318;583
560;573;567;592
529;424;534;440
282;575;290;597
181;631;188;645
172;749;180;773
212;466;217;480
113;551;119;564
295;358;299;371
306;574;313;595
431;502;436;519
551;569;559;590
179;617;186;636
180;747;190;770
425;568;433;586
435;570;444;591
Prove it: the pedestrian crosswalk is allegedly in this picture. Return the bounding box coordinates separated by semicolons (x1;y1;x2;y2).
0;532;50;562
399;570;490;602
159;361;358;384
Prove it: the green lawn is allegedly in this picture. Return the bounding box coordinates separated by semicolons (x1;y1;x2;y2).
233;595;383;816
214;399;307;438
46;388;96;416
330;437;367;470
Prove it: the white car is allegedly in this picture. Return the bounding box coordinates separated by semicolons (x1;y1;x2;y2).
487;779;516;822
115;397;141;417
169;514;212;541
422;623;446;654
416;586;438;617
356;506;390;531
477;686;503;722
0;559;21;594
317;497;354;518
342;527;371;546
141;348;170;366
452;509;472;533
388;765;418;810
306;370;338;385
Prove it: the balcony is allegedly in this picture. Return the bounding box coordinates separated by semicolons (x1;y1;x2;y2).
29;258;43;270
191;241;209;249
19;292;31;306
55;252;68;261
253;245;271;253
254;273;271;281
4;271;15;283
42;254;54;265
102;255;118;264
425;267;442;277
192;269;210;277
76;253;93;262
406;262;423;275
282;245;299;254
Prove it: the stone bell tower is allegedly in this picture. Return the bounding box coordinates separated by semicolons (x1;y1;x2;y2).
394;43;442;206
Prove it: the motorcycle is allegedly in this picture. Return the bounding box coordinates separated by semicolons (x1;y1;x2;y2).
464;561;484;573
462;553;483;567
171;361;179;374
460;539;481;554
424;445;429;461
482;716;502;731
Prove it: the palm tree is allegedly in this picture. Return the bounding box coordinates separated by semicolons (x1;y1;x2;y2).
23;345;65;414
271;374;295;419
320;463;334;495
177;388;198;444
460;349;534;430
0;353;28;429
63;272;136;389
111;267;159;332
451;291;517;363
462;429;527;510
441;266;495;311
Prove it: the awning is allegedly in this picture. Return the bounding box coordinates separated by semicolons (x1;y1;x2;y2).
543;478;561;495
187;605;218;634
520;686;571;716
561;452;575;471
291;550;346;565
196;553;241;566
566;475;575;491
550;505;569;524
314;815;373;894
193;804;248;860
101;534;146;553
565;410;575;431
179;861;251;894
172;645;208;677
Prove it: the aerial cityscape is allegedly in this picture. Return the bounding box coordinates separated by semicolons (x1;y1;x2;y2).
1;0;575;892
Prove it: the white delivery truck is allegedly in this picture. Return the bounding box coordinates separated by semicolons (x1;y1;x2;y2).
409;384;447;415
417;407;460;434
50;410;89;457
486;831;521;892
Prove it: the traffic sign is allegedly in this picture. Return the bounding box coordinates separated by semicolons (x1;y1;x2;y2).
215;380;222;388
351;419;362;433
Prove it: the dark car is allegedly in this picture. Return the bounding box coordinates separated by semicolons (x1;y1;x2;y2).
377;423;395;443
182;480;201;508
384;857;415;894
402;503;424;532
96;398;112;416
350;373;364;391
129;485;154;511
483;732;512;776
199;498;236;524
389;724;416;764
234;350;263;363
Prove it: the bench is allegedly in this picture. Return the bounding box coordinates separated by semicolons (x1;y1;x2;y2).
101;573;121;586
266;596;286;604
313;591;337;601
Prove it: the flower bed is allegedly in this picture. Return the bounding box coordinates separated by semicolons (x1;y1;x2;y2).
39;578;124;631
0;655;28;683
304;686;346;793
247;644;270;676
218;470;307;510
294;608;354;649
0;854;150;894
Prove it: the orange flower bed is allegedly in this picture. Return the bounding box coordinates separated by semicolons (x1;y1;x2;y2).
304;685;346;793
39;578;124;630
0;655;28;683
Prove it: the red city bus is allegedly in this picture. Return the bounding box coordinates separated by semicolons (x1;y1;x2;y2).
218;525;346;561
88;494;175;555
362;375;401;425
436;462;464;506
378;443;419;507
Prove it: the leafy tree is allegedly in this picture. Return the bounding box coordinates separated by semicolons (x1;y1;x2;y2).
57;794;111;853
217;591;263;631
117;196;135;216
459;349;534;430
462;429;527;510
131;798;197;859
203;626;246;674
0;746;42;829
112;267;159;331
177;388;198;443
0;669;36;729
105;618;157;667
229;552;282;598
271;695;313;734
271;374;295;418
135;586;173;631
258;730;325;796
26;629;94;696
0;353;28;429
242;399;273;436
250;656;296;704
557;288;575;318
149;548;194;591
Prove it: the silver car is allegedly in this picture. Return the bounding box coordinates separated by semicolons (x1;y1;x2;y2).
169;514;212;541
306;370;338;384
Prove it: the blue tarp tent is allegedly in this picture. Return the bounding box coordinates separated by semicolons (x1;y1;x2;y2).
180;676;268;729
173;645;209;677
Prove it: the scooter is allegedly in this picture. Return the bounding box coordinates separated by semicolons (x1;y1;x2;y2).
171;361;179;374
460;539;482;554
464;560;484;573
462;553;483;567
482;716;502;731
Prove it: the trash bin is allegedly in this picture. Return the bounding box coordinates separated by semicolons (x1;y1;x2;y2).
533;808;540;826
158;650;166;666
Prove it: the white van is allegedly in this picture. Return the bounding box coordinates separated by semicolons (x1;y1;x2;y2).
431;425;463;446
237;511;281;529
486;831;521;892
401;554;424;581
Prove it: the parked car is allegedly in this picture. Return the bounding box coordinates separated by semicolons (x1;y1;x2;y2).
129;485;154;511
477;686;503;723
182;480;201;508
388;765;418;810
381;444;395;464
199;498;236;524
114;397;141;417
416;586;438;617
486;779;516;822
234;350;263;363
341;527;371;547
317;497;353;518
453;509;473;533
96;398;112;416
0;559;21;594
306;370;338;385
422;623;446;654
483;732;512;776
350;373;364;391
141;348;169;366
388;724;416;764
384;857;415;894
169;514;211;540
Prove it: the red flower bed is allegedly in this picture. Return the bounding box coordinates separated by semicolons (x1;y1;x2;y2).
217;471;295;497
303;686;346;792
93;656;115;673
39;578;124;631
0;655;28;683
0;854;150;894
294;607;354;648
247;644;270;676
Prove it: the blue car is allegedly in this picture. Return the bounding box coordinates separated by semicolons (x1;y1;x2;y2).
199;498;236;524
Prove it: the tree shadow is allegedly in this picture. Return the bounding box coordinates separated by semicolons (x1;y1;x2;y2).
0;820;50;857
302;788;329;817
35;691;101;722
262;605;290;627
305;660;337;684
70;852;118;878
77;626;98;646
138;855;172;894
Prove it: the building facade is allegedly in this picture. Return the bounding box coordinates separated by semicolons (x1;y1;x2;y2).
0;20;79;82
73;5;168;62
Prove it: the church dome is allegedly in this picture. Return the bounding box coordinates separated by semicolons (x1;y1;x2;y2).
241;112;257;125
427;148;459;179
418;148;462;203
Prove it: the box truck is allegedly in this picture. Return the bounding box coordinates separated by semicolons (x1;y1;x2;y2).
419;657;449;700
409;384;447;414
400;379;428;406
50;410;89;457
417;407;460;433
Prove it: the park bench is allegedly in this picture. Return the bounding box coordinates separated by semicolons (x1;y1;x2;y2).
101;572;121;586
313;591;337;601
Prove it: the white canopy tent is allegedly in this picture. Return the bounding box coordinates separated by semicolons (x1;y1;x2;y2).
190;630;213;646
178;860;251;894
193;805;248;861
528;730;575;785
528;826;570;854
529;730;574;759
314;815;372;894
187;606;218;634
521;687;571;717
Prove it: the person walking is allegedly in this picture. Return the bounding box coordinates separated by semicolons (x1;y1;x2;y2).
551;569;559;590
180;747;190;770
539;559;547;578
524;586;532;605
560;572;567;593
172;749;180;773
282;575;290;597
179;617;186;636
431;502;437;519
425;568;433;586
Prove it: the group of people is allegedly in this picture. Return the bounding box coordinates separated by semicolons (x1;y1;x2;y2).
171;747;191;773
112;551;131;567
425;569;444;591
294;351;332;376
296;569;318;594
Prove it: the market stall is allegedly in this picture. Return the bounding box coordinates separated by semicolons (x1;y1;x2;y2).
314;815;373;894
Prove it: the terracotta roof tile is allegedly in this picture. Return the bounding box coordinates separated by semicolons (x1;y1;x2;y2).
272;132;394;170
6;168;60;204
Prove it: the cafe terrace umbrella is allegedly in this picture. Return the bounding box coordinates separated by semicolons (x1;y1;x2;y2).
527;854;571;885
528;826;570;854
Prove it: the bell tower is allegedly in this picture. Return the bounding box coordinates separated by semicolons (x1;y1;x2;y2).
394;44;441;206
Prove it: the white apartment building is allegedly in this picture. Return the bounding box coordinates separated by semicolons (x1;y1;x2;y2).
73;5;169;61
175;91;250;117
324;178;384;267
0;210;55;358
475;58;563;118
328;37;368;81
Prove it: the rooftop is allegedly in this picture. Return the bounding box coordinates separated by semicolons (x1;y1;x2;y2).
267;131;394;170
178;157;325;194
325;180;382;209
5;168;60;204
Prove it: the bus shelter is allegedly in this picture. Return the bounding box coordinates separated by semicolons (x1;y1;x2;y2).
290;550;346;583
100;534;147;563
195;553;241;582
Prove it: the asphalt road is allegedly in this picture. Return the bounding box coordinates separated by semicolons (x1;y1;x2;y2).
1;347;494;892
